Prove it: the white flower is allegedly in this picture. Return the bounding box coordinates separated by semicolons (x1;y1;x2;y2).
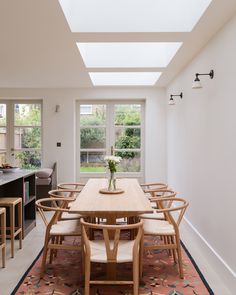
104;155;121;163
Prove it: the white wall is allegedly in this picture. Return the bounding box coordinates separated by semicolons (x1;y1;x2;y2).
167;15;236;292
0;87;167;183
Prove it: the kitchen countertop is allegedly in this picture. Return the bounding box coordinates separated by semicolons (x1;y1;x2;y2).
0;170;35;186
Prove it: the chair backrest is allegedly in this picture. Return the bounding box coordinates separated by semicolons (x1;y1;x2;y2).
48;189;79;220
49;189;80;200
36;197;74;228
148;189;177;220
57;182;85;192
147;188;176;200
141;182;168;192
80;218;143;263
156;197;189;230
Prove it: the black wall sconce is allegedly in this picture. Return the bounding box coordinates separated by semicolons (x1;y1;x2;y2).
192;70;214;89
169;92;183;105
55;104;60;113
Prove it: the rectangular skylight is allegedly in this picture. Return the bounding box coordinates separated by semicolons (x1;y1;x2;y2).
59;0;212;32
89;72;162;86
77;42;182;68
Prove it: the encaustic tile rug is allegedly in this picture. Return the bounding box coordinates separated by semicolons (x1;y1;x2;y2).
13;236;214;295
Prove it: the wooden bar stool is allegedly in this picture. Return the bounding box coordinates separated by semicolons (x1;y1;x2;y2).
0;198;22;258
0;207;6;267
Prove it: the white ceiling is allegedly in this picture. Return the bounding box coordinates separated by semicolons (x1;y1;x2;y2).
0;0;236;88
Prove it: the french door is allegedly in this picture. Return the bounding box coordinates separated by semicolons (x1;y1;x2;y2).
76;101;145;180
0;101;42;168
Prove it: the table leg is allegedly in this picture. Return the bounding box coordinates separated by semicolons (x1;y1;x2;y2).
106;215;116;225
105;215;116;280
107;262;116;280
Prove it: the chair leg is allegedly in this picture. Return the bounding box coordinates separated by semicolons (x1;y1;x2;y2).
81;237;85;278
84;257;91;295
171;236;177;263
167;236;172;256
163;236;171;256
1;211;6;268
49;237;55;264
133;257;139;295
54;236;59;258
139;235;144;279
175;236;184;279
2;247;5;268
18;201;22;249
10;205;14;258
133;254;139;295
40;234;50;278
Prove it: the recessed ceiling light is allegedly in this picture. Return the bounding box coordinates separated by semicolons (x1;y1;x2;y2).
59;0;212;32
89;72;162;86
77;42;182;68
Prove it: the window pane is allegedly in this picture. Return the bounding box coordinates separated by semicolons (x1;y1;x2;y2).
80;151;106;172
80;105;92;114
115;104;141;126
80;104;106;126
80;128;106;149
0;128;6;149
0;104;6;126
0;152;6;166
115;151;141;172
14;104;41;126
115;127;141;149
14;127;41;149
15;150;41;169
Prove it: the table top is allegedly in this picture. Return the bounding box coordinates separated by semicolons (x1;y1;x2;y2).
69;178;153;218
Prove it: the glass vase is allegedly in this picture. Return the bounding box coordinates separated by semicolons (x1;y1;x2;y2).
108;172;116;191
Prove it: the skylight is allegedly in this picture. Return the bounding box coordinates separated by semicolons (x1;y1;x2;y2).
89;72;162;86
77;43;182;68
59;0;212;32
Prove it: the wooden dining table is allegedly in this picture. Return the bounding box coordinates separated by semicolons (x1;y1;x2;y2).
69;178;153;280
69;178;153;222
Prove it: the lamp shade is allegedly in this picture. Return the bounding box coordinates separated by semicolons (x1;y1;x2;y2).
192;80;202;89
168;98;175;105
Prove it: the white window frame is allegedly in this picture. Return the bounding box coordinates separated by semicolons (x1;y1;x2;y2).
0;99;43;167
76;100;145;181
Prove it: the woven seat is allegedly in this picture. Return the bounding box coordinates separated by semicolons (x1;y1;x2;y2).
50;219;81;235
141;211;165;220
60;211;82;220
143;219;174;235
90;240;135;263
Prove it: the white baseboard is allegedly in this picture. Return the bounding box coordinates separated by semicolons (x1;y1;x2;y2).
181;217;236;295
